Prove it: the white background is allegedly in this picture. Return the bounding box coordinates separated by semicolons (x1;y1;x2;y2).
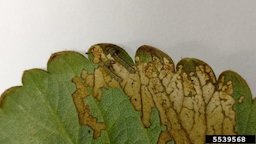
0;0;256;96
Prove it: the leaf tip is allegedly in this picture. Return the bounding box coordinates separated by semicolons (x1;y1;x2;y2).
48;51;83;64
136;45;173;64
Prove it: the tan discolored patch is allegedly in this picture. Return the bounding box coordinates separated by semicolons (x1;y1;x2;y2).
238;96;245;103
136;51;175;143
73;44;238;144
72;71;106;138
89;44;142;111
178;65;208;144
136;45;237;144
93;67;121;100
207;77;236;135
157;130;173;144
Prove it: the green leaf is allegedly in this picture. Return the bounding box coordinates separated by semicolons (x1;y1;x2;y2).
0;51;91;144
1;44;256;144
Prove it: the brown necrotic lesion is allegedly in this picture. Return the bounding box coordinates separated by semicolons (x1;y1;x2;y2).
72;71;106;138
89;44;142;111
72;44;237;144
135;46;236;144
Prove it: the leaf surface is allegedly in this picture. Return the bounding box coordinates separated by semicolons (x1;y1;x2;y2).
1;44;256;144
